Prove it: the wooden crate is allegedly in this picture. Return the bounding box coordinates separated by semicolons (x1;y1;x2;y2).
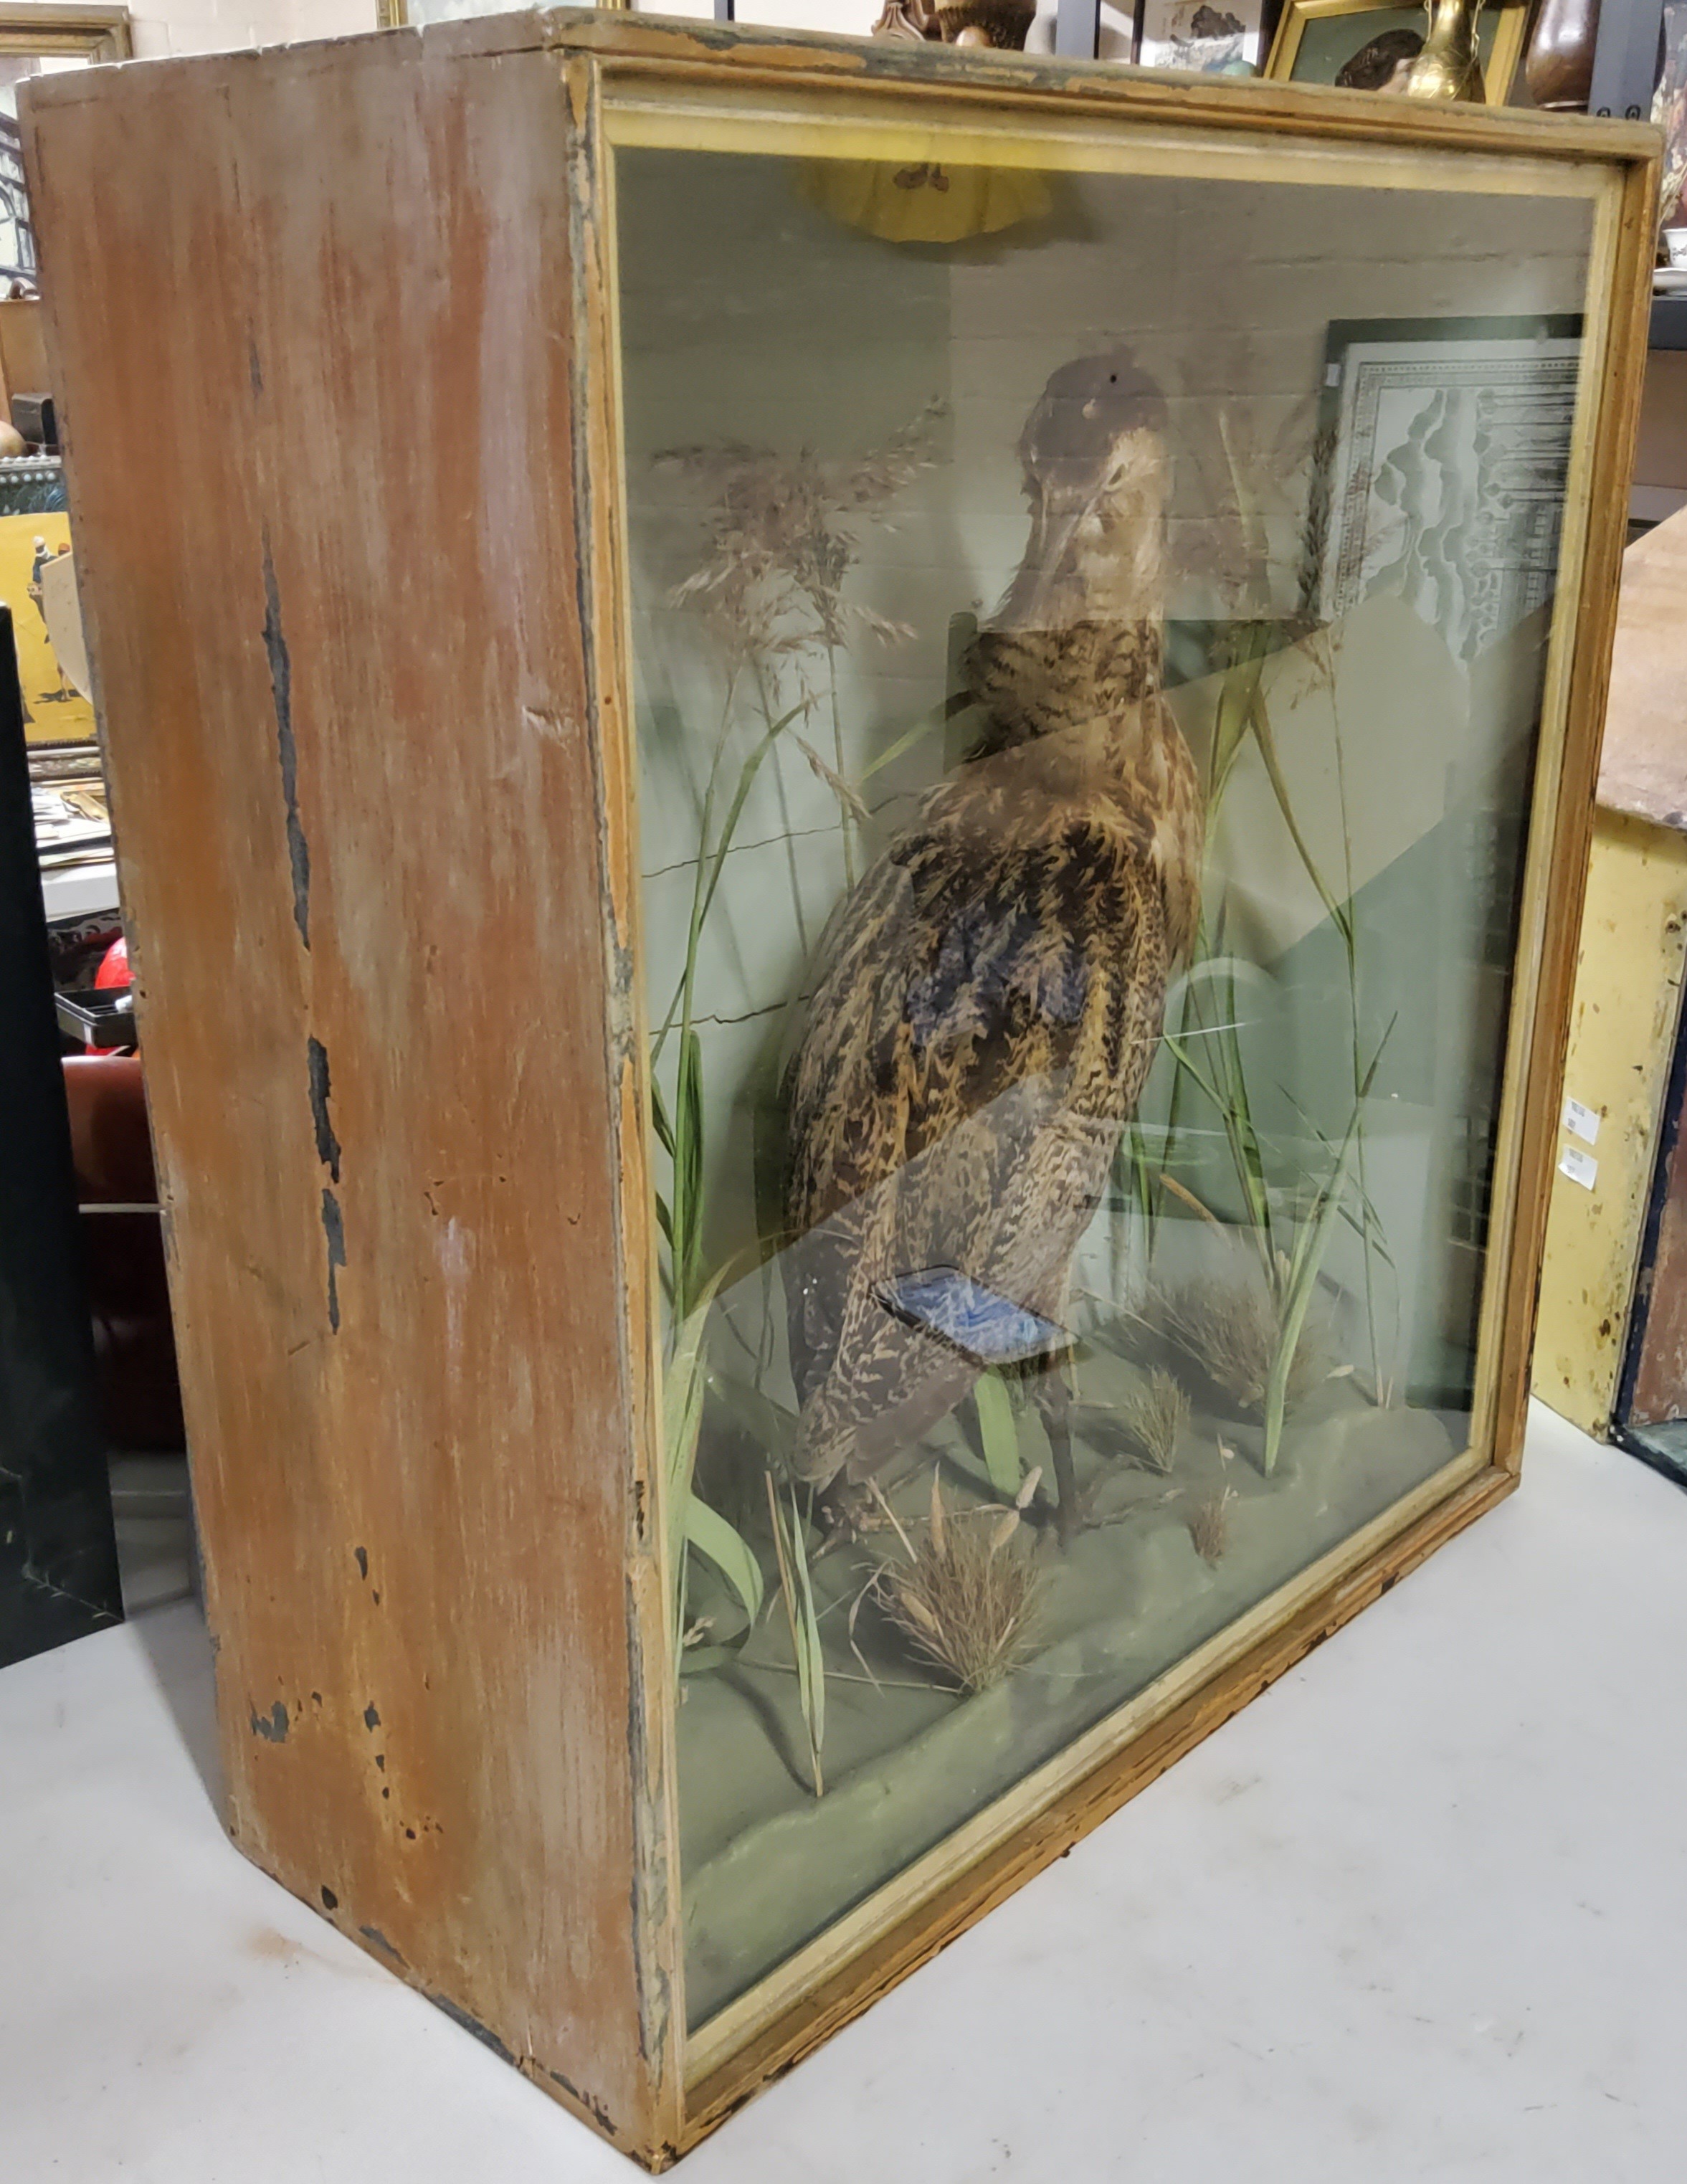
22;16;1655;2165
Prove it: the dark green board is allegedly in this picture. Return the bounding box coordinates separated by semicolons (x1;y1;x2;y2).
0;604;120;1666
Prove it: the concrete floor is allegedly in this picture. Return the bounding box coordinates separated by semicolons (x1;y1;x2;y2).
3;1400;1684;2182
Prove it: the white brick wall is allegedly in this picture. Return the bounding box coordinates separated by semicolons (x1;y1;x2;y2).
622;0;1133;58
123;0;376;62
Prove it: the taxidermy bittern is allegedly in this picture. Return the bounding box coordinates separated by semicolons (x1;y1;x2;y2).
781;349;1204;1537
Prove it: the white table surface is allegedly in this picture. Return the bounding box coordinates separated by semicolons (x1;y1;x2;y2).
5;1400;1686;2183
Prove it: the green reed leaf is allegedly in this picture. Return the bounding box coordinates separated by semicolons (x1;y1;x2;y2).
674;1027;705;1318
973;1369;1023;1499
685;1494;764;1625
1247;685;1352;947
1262;1021;1394;1473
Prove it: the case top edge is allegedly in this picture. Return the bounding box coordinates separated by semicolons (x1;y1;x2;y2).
14;4;1663;168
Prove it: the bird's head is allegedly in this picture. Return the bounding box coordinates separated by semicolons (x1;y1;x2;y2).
998;348;1169;631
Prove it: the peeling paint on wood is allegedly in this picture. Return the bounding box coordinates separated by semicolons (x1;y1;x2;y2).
320;1187;346;1334
262;541;310;951
548;2066;618;2137
250;1700;289;1744
308;1038;341;1184
430;1993;515;2064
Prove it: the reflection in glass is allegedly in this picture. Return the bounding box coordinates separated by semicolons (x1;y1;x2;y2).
614;143;1592;2028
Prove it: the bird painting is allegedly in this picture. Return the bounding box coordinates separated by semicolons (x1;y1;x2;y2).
781;349;1205;1537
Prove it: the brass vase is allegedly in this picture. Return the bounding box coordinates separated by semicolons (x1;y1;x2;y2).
933;0;1037;44
870;0;1037;44
1402;0;1488;101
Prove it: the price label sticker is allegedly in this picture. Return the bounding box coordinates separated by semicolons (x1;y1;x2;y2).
1559;1144;1598;1191
1562;1097;1601;1146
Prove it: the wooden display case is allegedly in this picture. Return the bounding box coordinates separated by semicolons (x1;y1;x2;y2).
21;15;1655;2166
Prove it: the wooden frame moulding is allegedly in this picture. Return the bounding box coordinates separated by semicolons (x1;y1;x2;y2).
0;4;130;59
589;51;1656;2128
19;15;1658;2168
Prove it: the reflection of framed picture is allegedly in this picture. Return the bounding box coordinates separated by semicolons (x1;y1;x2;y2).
0;8;130;290
1265;0;1530;104
1656;0;1687;231
1310;314;1584;658
1138;0;1266;73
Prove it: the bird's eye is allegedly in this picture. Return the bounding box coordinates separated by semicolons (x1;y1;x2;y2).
1108;373;1117;384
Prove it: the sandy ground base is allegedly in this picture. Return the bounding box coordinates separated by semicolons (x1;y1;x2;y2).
678;1358;1458;2026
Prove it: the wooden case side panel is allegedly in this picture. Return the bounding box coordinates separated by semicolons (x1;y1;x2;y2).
1534;813;1687;1436
24;39;661;2154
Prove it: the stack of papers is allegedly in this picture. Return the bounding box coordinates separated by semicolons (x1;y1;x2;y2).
32;779;113;870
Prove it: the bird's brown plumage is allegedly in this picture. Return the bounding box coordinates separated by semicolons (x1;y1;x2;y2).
781;351;1203;1496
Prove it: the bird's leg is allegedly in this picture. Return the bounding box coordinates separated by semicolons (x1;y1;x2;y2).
818;1483;874;1545
815;1456;878;1549
1032;1363;1080;1545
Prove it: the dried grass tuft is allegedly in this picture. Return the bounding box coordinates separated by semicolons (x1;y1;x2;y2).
1117;1364;1189;1475
1188;1481;1236;1566
1149;1269;1329;1418
655;402;946;671
880;1472;1041;1696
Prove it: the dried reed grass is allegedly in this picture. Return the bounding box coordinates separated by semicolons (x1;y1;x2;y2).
1118;1364;1189;1475
880;1472;1040;1696
656;402;945;670
1151;1271;1329;1418
1188;1481;1236;1565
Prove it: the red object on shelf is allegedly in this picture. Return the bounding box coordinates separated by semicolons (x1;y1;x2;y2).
89;933;132;1056
93;934;129;988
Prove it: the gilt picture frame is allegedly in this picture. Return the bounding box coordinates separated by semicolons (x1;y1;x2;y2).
1265;0;1531;103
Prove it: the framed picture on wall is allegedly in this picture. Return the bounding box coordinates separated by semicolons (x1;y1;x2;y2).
1308;313;1584;648
0;8;130;293
1265;0;1530;103
1137;0;1267;72
1655;0;1687;237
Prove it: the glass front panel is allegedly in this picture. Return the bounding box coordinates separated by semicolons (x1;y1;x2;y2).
613;123;1596;2030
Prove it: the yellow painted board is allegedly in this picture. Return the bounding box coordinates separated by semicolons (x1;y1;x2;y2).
1534;809;1687;1435
0;511;96;743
